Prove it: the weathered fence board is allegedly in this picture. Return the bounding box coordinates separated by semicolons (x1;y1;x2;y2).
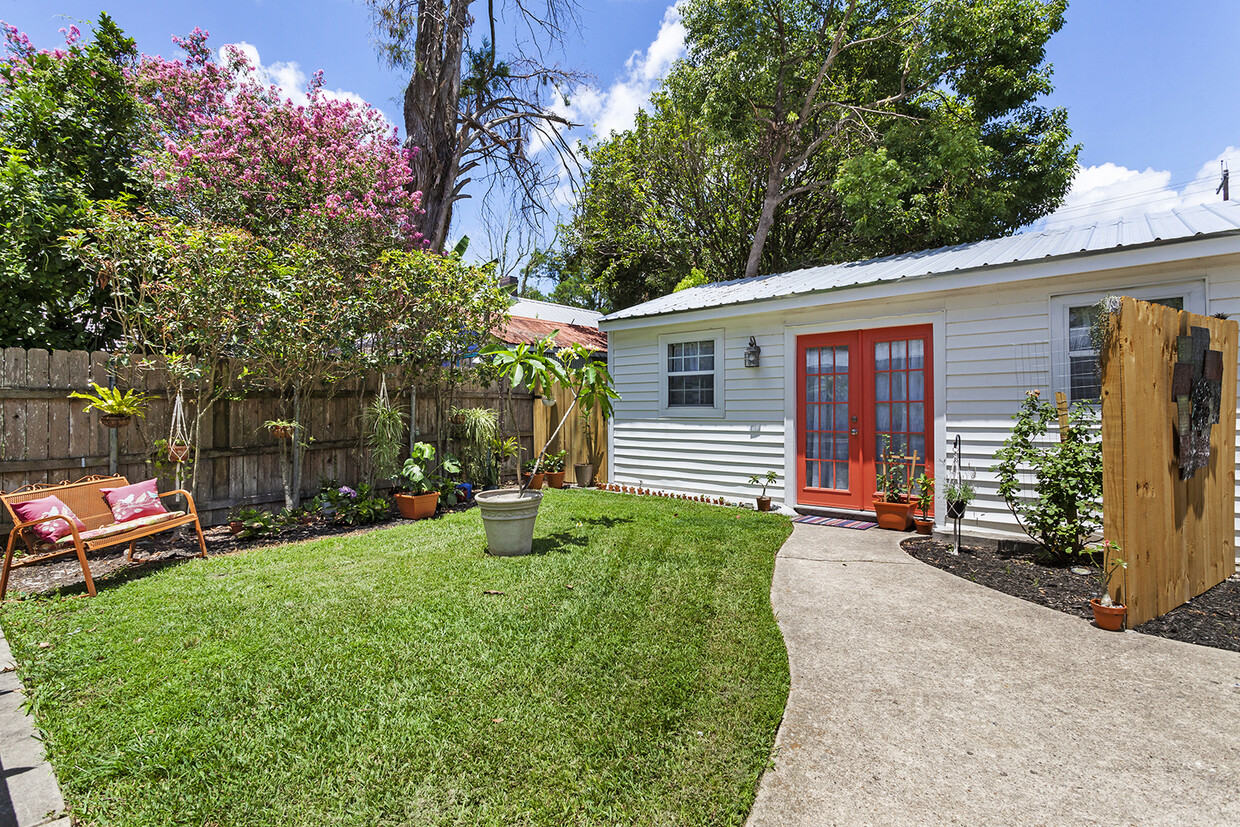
1101;297;1238;625
0;349;537;529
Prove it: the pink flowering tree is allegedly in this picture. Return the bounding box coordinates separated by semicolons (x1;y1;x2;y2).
132;28;426;271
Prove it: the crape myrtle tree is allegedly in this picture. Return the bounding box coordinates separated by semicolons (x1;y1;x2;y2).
367;0;586;251
566;0;1079;307
0;15;147;349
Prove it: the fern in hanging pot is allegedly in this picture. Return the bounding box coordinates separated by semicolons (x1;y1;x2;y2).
264;419;299;440
69;383;154;428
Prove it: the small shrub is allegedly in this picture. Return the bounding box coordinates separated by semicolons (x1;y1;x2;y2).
994;391;1102;564
311;482;390;526
231;507;279;540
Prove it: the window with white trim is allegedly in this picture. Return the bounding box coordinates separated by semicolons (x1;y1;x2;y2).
1052;283;1204;403
667;340;716;406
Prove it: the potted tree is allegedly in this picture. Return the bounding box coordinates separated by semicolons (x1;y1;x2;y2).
873;436;914;530
69;382;154;428
1088;540;1128;631
477;336;618;555
543;450;568;488
574;368;618;489
487;436;520;490
748;470;778;511
392;442;451;520
913;472;935;535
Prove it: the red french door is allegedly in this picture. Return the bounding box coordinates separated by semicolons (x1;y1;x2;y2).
797;325;933;510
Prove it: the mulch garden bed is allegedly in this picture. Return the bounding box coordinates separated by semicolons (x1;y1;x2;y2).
903;537;1240;653
4;500;477;598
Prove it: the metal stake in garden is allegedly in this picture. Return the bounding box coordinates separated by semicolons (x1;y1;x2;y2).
951;434;963;555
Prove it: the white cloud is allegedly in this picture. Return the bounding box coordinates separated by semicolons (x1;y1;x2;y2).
567;2;686;140
1036;147;1238;229
221;41;389;127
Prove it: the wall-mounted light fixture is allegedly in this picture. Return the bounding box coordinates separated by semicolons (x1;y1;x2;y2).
744;336;761;368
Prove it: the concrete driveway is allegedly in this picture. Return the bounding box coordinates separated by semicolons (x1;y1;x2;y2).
747;524;1240;826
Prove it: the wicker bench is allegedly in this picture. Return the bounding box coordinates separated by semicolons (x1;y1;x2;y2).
0;475;207;599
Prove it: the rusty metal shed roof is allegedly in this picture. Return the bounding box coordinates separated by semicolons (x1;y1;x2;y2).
601;202;1240;324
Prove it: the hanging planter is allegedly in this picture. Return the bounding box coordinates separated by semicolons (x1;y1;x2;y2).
167;442;191;463
265;420;298;440
70;383;152;429
100;414;132;429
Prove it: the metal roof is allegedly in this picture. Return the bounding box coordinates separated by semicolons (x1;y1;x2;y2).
600;202;1240;323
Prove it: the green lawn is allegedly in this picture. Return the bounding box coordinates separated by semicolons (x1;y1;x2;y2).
0;490;792;826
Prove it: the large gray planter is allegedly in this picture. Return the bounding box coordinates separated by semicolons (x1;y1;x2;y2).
476;489;543;556
574;462;595;488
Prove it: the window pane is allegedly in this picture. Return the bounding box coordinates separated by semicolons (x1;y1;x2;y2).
699;354;714;371
910;402;925;433
699;340;713;356
806;432;817;459
835;462;848;490
821;434;834;462
893;372;907;401
910;435;926;464
806;347;819;374
700;386;714;406
819;461;833;490
909;370;924;401
821;375;835;403
835;404;849;432
1070;355;1099;401
876;403;890;431
837;373;849;403
892;340;907;370
806;460;818;487
874;341;889;371
684;341;698;358
834;436;849;460
909;339;924;370
875;373;890;401
835;346;849;370
807;375;818;403
893;403;908;431
820;346;833;374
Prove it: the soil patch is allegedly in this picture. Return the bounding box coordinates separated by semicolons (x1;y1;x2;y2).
5;501;476;598
903;537;1240;653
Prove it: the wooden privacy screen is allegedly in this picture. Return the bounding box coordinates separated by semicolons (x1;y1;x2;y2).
1101;297;1238;625
532;381;608;484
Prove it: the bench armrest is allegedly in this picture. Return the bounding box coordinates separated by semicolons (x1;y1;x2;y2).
158;488;199;516
9;514;83;544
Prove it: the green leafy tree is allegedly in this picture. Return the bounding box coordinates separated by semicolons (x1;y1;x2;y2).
0;15;146;349
566;0;1078;307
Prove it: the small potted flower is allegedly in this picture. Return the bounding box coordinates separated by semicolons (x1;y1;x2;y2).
913;472;934;534
264;419;299;440
520;458;545;490
873;436;913;531
1088;540;1128;631
543;449;568;488
69;382;154;428
748;470;778;512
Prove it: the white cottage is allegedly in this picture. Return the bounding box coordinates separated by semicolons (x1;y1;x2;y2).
598;203;1240;549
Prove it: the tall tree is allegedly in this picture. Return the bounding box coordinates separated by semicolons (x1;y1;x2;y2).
679;0;1077;279
368;0;584;251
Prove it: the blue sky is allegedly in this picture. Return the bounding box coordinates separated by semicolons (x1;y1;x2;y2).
4;0;1237;257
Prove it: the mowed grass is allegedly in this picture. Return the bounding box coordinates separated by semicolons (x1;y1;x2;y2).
0;490;793;826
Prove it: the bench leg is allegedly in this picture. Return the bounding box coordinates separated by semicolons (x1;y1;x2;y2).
0;531;18;600
192;518;208;559
127;540;137;562
72;541;96;597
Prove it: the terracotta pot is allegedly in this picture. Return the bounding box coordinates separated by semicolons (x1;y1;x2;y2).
100;414;132;428
546;471;566;489
167;443;191;463
946;499;967;520
395;491;438;520
873;498;913;531
1090;598;1127;631
228;520;243;536
757;496;772;512
522;472;545;490
269;425;294;440
913;517;934;535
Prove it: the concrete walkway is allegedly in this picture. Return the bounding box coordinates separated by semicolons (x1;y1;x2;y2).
0;631;67;827
747;524;1240;827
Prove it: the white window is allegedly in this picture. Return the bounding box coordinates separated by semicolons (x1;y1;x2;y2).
1052;282;1204;402
658;329;725;417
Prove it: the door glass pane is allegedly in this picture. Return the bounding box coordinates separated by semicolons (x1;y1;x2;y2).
806;432;817;459
910;402;925;433
909;370;924;401
835;463;848;490
835;346;848;370
837;373;849;402
910;435;926;464
820;461;834;490
821;375;834;403
893;372;906;401
806;347;819;374
909;339;924;369
893;403;907;431
874;341;889;371
806;460;818;488
807;375;818;403
834;437;849;461
875;373;889;401
876;403;890;431
820;347;833;374
892;340;907;370
835;404;849;432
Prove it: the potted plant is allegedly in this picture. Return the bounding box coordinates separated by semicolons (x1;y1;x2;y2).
477;336;619;555
1088;540;1128;631
520;458;545;490
748;470;778;512
873;435;914;531
392;442;446;520
574;368;618;490
943;477;975;520
264;418;299;440
543;449;568;488
913;472;935;535
69;382;154;428
488;436;520;490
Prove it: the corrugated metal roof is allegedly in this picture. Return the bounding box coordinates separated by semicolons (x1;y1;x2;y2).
601;202;1240;323
508;297;603;327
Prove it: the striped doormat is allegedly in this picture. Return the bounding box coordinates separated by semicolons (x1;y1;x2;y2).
792;515;877;530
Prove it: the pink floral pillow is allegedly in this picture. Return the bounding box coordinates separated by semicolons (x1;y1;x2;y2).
11;496;86;543
100;479;168;524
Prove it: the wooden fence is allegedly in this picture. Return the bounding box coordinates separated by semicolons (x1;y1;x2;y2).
534;380;609;485
0;347;550;528
1101;298;1238;625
